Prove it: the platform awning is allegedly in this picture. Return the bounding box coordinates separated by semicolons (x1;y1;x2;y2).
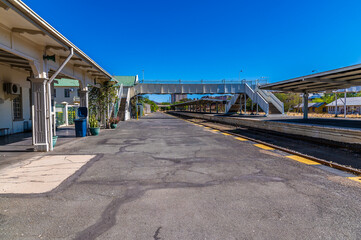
172;98;227;107
260;63;361;93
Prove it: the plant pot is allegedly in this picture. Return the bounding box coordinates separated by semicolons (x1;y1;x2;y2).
90;127;100;136
52;136;58;147
110;123;117;129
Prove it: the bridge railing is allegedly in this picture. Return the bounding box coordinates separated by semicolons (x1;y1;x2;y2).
139;79;269;85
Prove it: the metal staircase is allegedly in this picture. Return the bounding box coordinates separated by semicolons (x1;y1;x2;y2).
256;88;284;114
225;83;283;115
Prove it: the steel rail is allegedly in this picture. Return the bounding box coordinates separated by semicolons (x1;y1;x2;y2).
170;113;361;176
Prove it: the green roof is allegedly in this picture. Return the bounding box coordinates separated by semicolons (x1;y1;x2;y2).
112;76;136;87
54;78;79;87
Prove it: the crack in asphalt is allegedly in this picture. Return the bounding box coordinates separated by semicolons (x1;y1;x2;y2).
73;171;284;240
153;226;162;240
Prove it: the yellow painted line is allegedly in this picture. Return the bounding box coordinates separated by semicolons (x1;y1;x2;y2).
234;137;248;141
286;155;320;165
222;133;231;136
203;127;210;129
347;177;361;183
211;129;219;132
254;144;275;150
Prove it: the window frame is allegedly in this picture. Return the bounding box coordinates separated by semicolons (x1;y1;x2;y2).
13;87;23;121
64;88;70;98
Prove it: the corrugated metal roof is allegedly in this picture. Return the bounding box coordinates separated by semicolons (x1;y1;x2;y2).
54;78;79;87
326;97;361;106
260;63;361;93
113;76;136;87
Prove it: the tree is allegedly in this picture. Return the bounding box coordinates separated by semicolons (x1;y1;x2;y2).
89;82;119;127
274;92;302;112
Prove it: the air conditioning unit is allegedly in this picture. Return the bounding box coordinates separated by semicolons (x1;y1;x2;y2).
3;83;21;95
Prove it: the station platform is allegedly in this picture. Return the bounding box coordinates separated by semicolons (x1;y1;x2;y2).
170;111;361;146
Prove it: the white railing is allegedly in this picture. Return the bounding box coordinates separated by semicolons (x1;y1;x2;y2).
257;88;284;114
225;94;240;112
245;83;269;114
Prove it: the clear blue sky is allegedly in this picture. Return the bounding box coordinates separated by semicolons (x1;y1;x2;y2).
24;0;361;102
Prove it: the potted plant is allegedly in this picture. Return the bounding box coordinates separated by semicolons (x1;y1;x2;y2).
53;135;58;147
89;115;100;136
109;117;120;129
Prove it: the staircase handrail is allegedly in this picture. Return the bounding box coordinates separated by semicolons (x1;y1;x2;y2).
245;83;269;114
225;94;239;112
257;88;284;114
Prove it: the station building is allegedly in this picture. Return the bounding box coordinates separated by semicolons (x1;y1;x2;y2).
0;0;116;151
327;97;361;115
293;102;327;113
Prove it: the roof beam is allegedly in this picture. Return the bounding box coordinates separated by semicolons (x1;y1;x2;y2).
0;2;9;10
46;45;67;51
12;27;45;36
74;64;92;69
318;69;361;80
10;64;32;70
0;59;29;64
59;56;82;61
0;54;26;60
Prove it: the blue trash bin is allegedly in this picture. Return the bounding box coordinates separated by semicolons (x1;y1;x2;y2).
74;107;88;137
74;119;87;137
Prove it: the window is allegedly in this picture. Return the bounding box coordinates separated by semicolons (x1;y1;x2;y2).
77;89;80;97
13;88;23;120
64;89;70;98
53;88;56;97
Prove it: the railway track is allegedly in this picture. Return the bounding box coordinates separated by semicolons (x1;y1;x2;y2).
170;113;361;176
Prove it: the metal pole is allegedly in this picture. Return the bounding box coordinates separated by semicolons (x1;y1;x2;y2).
136;95;138;120
344;90;347;118
335;92;338;117
303;93;309;119
244;94;247;114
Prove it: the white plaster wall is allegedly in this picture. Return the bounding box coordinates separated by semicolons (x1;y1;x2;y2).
53;87;80;105
0;64;31;135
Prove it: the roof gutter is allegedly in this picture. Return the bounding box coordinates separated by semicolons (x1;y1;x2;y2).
2;0;113;80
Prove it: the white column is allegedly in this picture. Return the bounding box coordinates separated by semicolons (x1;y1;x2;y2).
64;102;69;126
303;93;309;120
124;88;131;121
31;78;49;152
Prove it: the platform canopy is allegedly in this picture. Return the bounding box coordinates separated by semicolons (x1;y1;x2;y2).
172;98;227;107
260;63;361;93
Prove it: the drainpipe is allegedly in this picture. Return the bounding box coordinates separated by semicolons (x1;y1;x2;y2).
47;47;74;151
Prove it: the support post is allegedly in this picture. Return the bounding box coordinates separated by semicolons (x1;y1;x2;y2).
31;78;49;152
209;103;212;113
303;93;309;120
244;94;247;114
64;102;69;126
344;90;347;118
335;92;338;117
216;103;219;113
239;95;243;114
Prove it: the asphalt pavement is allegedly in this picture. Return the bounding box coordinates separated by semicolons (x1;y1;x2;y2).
0;112;360;239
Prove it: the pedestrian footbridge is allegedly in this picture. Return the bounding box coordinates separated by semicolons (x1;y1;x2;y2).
120;81;284;120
